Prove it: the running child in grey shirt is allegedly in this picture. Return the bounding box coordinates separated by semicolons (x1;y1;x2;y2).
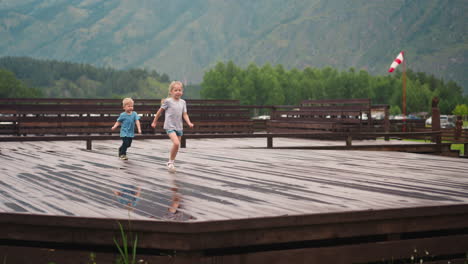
151;81;194;172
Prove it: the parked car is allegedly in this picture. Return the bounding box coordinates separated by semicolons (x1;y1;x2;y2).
407;114;422;120
425;117;432;127
392;115;405;120
371;114;385;120
425;115;455;128
252;115;270;120
441;115;455;128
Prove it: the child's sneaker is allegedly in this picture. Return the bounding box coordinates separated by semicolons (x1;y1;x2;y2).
167;162;176;172
123;155;128;160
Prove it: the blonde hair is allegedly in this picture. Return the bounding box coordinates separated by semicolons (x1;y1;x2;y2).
122;97;134;107
169;81;183;92
161;81;183;104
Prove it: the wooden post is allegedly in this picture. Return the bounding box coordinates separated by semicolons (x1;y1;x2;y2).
384;105;390;141
367;99;372;130
86;139;92;150
431;97;441;147
402;58;407;121
181;137;186;148
346;135;352;147
401;53;407;132
267;136;273;148
455;115;463;140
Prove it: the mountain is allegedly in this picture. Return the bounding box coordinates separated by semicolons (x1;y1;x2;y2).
0;0;466;93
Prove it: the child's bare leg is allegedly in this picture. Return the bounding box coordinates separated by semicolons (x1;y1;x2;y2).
168;133;181;161
169;195;180;213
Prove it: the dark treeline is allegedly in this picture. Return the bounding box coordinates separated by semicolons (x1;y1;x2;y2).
0;56;171;99
1;57;466;116
201;61;467;115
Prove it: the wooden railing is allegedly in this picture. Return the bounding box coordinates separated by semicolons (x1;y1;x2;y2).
0;98;254;136
1;98;455;155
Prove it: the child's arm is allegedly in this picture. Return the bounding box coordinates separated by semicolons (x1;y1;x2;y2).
111;121;121;131
183;112;194;128
135;119;142;134
151;108;165;128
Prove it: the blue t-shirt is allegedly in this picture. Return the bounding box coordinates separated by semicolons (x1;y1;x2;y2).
117;111;140;137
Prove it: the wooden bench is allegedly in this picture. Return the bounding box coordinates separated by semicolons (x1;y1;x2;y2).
0;98;254;136
268;99;372;134
0;98;449;155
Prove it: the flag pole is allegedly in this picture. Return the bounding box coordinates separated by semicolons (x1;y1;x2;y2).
388;51;406;131
402;51;406;132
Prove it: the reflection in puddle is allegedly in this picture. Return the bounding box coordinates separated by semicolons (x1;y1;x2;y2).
114;184;141;210
111;173;196;221
162;175;196;221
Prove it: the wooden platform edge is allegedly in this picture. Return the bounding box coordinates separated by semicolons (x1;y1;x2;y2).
2;203;468;250
2;198;468;263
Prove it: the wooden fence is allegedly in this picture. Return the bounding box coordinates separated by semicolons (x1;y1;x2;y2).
1;98;460;156
0;98;253;136
268;99;373;133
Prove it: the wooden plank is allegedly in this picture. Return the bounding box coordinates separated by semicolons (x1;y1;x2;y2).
199;235;468;264
2;204;468;247
0;246;186;264
1;103;254;135
18;127;115;134
0;138;466;221
0;137;467;262
268;121;337;129
301;98;371;105
1;205;467;263
18;122;115;127
270;99;373;134
0;98;240;106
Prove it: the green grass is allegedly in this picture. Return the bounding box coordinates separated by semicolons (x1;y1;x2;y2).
400;139;465;155
451;143;465;155
401;139;429;143
114;222;138;264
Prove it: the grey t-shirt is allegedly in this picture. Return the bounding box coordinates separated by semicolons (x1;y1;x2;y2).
161;98;187;130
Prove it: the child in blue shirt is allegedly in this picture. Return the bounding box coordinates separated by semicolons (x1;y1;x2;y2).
111;98;142;160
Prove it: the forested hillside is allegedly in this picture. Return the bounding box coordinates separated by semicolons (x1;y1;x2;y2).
0;0;466;92
1;56;466;115
0;56;171;98
201;61;467;115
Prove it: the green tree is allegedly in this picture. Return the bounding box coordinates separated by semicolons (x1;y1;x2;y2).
0;56;170;98
197;61;468;113
228;77;241;100
452;104;468;120
390;105;402;115
406;80;432;113
0;69;42;98
286;68;302;104
0;69;22;97
201;62;230;99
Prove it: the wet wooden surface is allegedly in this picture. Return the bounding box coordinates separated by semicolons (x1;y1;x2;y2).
1;138;467;222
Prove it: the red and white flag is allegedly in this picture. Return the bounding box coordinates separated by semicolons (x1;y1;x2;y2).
388;51;404;73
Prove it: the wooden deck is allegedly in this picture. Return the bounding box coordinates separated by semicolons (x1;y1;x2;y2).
2;138;468;263
1;138;467;222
